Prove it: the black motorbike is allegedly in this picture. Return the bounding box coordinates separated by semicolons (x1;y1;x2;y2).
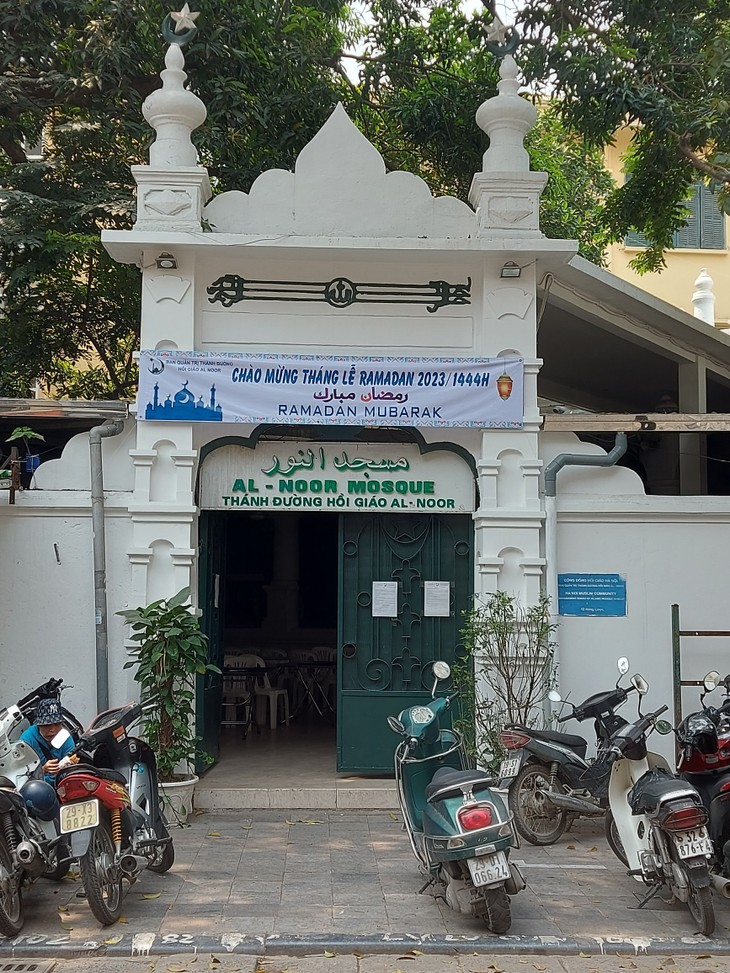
0;677;80;936
499;659;640;845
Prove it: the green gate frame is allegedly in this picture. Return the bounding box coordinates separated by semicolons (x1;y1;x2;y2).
671;602;730;729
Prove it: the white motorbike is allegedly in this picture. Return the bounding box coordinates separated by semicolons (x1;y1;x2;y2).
554;660;716;936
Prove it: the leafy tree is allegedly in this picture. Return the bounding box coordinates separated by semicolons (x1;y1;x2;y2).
516;0;730;270
0;0;613;398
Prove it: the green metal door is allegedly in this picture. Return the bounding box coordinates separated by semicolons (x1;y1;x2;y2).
337;513;472;773
196;510;226;772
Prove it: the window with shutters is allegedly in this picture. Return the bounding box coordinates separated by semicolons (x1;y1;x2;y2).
625;183;726;250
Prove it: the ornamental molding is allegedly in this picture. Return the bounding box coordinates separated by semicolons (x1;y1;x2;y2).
206;274;472;314
143;189;193;217
203;103;476;238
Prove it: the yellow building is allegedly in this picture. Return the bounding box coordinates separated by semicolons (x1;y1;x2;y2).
604;128;730;329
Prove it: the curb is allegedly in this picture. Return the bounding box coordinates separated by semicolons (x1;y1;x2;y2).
0;932;725;959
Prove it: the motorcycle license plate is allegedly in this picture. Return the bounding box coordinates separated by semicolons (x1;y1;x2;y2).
673;826;713;860
467;850;510;887
59;799;100;834
498;757;521;780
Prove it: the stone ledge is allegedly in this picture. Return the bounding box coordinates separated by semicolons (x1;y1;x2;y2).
194;785;398;810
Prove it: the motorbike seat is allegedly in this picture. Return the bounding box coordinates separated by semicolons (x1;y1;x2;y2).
57;763;127;786
629;768;697;814
425;767;496;803
528;728;588;758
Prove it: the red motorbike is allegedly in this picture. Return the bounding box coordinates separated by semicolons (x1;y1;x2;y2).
676;670;730;895
55;701;174;925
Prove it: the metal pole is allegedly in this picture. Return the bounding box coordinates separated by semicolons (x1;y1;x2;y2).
89;418;125;713
671;603;681;730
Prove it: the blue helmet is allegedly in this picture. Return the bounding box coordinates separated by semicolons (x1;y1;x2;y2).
20;779;59;821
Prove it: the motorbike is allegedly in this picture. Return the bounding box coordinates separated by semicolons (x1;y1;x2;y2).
676;670;730;893
0;677;80;936
575;665;716;936
54;700;174;925
387;660;525;933
498;657;638;845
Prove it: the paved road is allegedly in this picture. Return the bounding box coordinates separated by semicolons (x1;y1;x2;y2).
46;953;730;973
2;811;730;961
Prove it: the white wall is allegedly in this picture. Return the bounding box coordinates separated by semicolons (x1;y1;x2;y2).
554;497;730;761
0;425;136;725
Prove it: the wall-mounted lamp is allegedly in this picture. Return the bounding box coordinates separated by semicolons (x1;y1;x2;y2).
500;260;521;279
155;252;178;270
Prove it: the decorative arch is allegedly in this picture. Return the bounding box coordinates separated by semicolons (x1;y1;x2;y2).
195;424;478;506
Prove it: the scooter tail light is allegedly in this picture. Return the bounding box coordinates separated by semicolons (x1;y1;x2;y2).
82;779;100;793
458;804;493;831
56;784;66;800
499;729;530;750
662;805;708;831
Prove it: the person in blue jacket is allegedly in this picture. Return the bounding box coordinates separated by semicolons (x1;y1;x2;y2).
20;698;75;784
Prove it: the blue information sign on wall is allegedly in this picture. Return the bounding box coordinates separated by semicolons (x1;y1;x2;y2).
557;573;627;617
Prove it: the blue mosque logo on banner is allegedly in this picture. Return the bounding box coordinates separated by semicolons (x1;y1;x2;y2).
145;380;223;421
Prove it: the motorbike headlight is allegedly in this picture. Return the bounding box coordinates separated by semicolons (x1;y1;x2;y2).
410;706;434;725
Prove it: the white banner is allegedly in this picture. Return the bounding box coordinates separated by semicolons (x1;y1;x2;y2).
138;351;524;428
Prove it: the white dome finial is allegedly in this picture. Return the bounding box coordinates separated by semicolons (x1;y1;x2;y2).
475;55;536;172
142;22;206;168
693;267;716;326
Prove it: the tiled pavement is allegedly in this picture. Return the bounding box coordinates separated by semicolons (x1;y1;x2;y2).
3;811;730;958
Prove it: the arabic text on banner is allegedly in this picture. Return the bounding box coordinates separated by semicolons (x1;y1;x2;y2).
138;351;524;428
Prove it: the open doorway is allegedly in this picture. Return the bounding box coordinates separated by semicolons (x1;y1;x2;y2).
207;511;340;779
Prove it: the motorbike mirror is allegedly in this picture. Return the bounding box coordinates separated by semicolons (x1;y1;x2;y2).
617;657;630;676
51;727;72;749
387;716;406;735
704;671;721;693
432;661;451;681
631;674;649;695
655;719;674;736
547;690;562;703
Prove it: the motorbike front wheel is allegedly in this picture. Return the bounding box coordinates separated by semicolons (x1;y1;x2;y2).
604;809;628;867
79;813;123;925
0;834;23;937
687;880;715;937
148;830;175;874
509;764;567;846
43;838;71;882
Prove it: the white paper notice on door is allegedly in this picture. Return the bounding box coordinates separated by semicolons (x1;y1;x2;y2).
424;581;450;617
372;581;398;617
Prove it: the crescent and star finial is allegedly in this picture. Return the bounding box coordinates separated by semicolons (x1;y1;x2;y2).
484;12;520;57
161;4;200;47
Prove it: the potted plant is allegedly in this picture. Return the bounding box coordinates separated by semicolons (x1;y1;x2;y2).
119;586;220;823
453;592;557;773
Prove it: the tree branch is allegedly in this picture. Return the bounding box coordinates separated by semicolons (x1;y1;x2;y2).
0;130;27;164
677;136;730;185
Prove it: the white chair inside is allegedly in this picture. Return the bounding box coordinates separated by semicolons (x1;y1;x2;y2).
238;653;290;730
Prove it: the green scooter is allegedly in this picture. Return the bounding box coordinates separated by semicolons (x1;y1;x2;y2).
387;661;525;933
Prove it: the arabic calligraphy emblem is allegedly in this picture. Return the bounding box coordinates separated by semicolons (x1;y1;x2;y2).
324;278;357;308
261;449;411;477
